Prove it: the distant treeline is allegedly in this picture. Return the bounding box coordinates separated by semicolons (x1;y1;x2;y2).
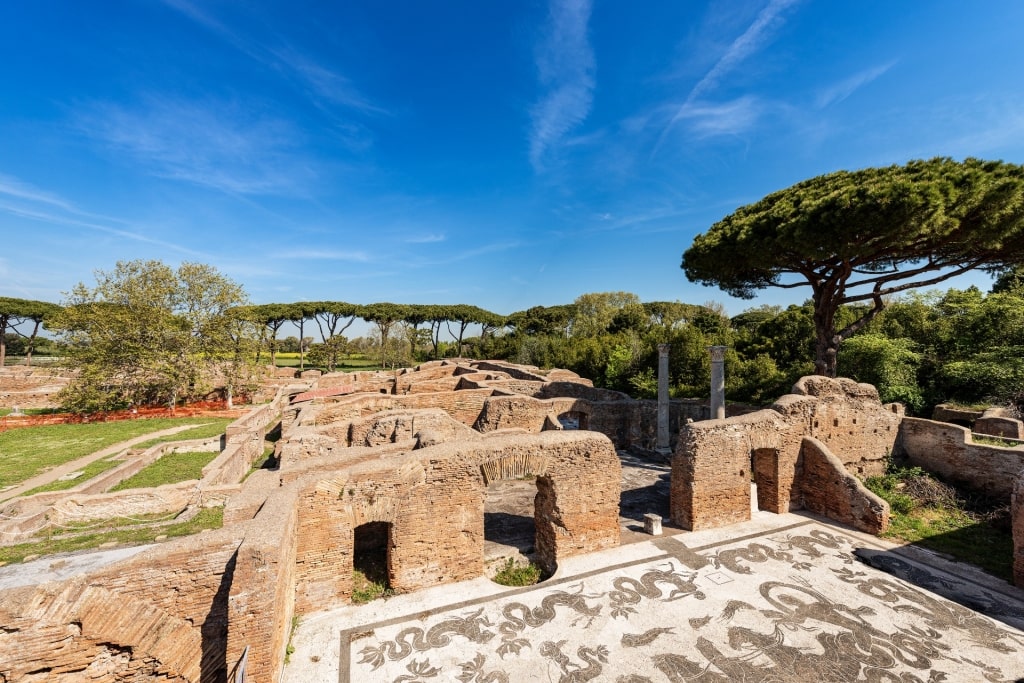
4;281;1023;416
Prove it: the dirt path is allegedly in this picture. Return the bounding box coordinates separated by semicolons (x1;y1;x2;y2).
0;424;212;504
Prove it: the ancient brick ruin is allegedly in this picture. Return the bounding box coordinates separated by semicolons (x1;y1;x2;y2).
2;360;1024;681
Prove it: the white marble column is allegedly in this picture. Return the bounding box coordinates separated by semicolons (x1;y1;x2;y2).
657;343;671;452
709;345;727;420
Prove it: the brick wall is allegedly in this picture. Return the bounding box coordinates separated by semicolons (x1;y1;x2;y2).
898;417;1024;500
672;376;902;531
799;437;889;534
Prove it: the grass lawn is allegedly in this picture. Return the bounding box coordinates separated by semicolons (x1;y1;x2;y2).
0;407;60;417
22;456;122;495
134;419;231;448
111;451;220;490
0;417;232;490
865;465;1014;581
273;353;383;372
0;507;224;565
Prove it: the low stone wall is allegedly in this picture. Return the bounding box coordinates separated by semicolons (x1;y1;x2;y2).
0;367;74;408
898;417;1024;500
975;408;1024;440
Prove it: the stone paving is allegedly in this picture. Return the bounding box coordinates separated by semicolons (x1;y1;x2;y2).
283;511;1024;682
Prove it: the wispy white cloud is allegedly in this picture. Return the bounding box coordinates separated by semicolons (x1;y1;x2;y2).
529;0;595;172
405;232;446;244
277;248;370;261
656;0;799;154
160;0;384;122
816;62;895;108
0;199;206;256
667;96;762;139
686;0;800;104
0;174;76;212
271;46;386;116
75;96;315;195
0;172;203;256
411;241;522;267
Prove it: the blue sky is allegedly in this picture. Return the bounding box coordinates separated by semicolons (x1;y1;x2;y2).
2;0;1023;320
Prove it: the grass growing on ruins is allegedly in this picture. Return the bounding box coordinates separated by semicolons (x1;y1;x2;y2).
352;568;393;603
22;456;122;495
351;547;393;603
864;465;1013;581
0;417;234;489
110;451;220;490
492;558;542;587
134;419;232;447
970;434;1021;448
0;506;224;565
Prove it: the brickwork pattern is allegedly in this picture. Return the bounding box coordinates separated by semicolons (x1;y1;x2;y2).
900;417;1024;499
672;376;903;531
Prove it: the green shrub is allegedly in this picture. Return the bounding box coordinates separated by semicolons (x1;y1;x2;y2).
491;558;542;587
351;569;392;603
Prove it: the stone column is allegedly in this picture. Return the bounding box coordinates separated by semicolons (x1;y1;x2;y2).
709;345;727;420
657;343;671;453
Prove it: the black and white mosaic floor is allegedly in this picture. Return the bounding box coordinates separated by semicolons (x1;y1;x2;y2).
286;515;1024;683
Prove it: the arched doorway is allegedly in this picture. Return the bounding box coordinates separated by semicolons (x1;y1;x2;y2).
480;454;554;583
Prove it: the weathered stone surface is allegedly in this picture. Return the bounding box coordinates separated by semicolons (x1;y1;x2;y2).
672;376;903;531
799;436;889;534
1013;469;1024;587
899;417;1024;499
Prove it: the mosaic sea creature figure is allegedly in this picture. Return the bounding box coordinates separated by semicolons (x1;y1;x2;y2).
495;582;604;657
358;607;496;669
608;562;703;619
539;640;609;682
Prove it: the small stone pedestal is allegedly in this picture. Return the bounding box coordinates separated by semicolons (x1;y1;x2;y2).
643;513;663;536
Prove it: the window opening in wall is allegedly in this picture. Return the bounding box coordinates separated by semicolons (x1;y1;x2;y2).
352;521;392;602
557;410;587;430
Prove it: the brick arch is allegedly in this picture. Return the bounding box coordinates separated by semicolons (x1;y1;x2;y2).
479;451;550;484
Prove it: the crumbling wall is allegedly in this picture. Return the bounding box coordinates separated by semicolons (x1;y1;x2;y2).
0;530;245;682
898;417;1024;499
1013;469;1024;588
226;487;300;683
290;431;619;609
799;437;889;534
672;376;902;530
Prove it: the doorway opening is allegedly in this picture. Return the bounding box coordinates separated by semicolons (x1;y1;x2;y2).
749;448;777;513
482;457;553;586
352;521;392;602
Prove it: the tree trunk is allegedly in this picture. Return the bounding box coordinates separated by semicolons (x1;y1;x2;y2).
814;330;839;377
0;314;7;368
25;319;41;367
812;289;839;377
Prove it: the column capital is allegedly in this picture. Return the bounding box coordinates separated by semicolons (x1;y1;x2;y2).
708;345;728;363
657;343;671;356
